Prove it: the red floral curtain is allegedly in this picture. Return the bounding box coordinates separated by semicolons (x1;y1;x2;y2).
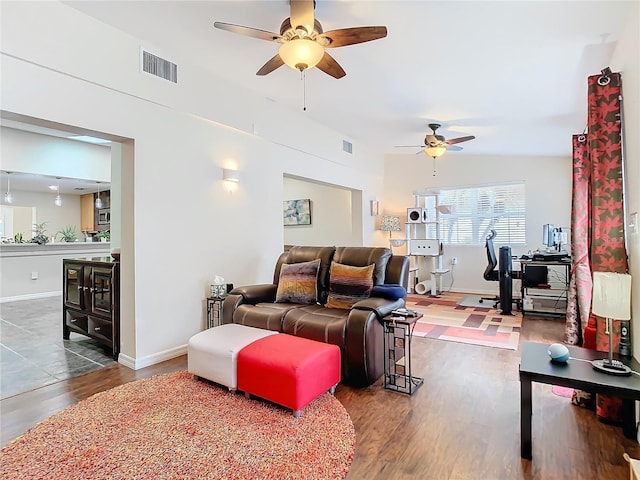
565;69;629;421
585;70;629;351
565;135;591;345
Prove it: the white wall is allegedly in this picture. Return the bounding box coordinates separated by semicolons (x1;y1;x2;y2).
0;126;111;181
382;153;572;294
0;244;110;300
283;176;355;247
611;6;640;361
0;1;385;366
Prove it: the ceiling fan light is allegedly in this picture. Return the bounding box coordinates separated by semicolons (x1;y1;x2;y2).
279;38;324;71
425;146;447;158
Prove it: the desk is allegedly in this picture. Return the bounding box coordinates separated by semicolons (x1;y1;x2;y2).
520;259;571;316
519;341;640;459
382;313;424;395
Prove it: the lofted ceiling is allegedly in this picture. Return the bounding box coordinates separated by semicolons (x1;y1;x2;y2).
54;1;636;159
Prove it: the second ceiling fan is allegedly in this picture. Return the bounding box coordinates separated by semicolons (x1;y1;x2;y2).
214;0;387;79
398;123;476;158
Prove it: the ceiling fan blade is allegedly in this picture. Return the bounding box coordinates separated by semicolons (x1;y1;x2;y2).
256;54;285;76
214;22;283;42
446;145;463;151
319;26;388;48
316;52;346;79
290;0;315;36
446;135;476;145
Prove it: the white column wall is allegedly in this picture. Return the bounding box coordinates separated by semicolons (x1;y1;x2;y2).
1;1;384;365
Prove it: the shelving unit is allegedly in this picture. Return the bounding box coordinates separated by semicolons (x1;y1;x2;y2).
405;191;449;295
520;260;570;316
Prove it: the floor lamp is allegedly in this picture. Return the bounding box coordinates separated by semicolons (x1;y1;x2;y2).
591;271;632;376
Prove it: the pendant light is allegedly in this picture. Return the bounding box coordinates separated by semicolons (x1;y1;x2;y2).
3;171;13;204
54;177;62;207
95;182;103;209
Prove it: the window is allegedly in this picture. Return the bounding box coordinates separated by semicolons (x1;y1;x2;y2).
438;182;526;245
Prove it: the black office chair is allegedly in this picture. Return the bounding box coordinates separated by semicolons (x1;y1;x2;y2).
479;230;500;307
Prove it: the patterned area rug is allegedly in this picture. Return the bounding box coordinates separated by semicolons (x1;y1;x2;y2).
405;292;522;350
0;371;355;480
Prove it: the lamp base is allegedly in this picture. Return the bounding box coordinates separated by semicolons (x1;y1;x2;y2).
591;359;632;376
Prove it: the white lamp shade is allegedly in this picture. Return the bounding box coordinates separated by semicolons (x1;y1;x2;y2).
592;271;632;320
425;146;447;158
279;39;324;71
380;215;402;232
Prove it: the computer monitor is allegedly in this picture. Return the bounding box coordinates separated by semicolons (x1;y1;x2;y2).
542;224;555;248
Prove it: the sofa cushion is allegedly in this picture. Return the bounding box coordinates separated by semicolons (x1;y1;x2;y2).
333;247;392;285
275;259;320;304
326;262;374;309
233;303;303;332
371;284;407;301
282;304;349;348
275;246;336;305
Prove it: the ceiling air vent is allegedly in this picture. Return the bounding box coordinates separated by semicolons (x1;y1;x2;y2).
142;50;177;84
342;140;353;154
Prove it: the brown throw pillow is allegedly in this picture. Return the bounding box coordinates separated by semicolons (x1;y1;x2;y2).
275;259;320;304
326;262;374;309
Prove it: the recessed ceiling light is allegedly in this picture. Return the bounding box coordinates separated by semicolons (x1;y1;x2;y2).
48;185;58;191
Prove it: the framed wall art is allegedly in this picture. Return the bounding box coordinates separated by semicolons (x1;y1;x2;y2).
283;199;311;226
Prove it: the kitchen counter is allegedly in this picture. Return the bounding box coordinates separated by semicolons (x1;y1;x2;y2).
1;243;112;301
0;242;110;258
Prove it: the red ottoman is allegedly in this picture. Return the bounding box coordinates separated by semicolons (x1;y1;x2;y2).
237;334;341;417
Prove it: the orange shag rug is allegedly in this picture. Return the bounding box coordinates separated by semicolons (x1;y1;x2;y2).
406;292;522;350
0;371;355;480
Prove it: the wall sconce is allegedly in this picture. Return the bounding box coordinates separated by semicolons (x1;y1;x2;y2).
223;168;240;183
370;200;379;216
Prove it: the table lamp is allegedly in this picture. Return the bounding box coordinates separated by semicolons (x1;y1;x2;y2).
591;271;632;376
380;215;403;247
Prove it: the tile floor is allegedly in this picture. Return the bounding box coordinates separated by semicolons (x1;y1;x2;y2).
1;296;116;399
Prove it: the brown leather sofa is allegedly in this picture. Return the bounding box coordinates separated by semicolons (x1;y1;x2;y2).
222;246;410;387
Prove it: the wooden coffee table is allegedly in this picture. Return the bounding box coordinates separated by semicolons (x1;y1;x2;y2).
519;341;640;459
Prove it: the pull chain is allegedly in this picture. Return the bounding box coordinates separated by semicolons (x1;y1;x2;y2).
302;69;307;111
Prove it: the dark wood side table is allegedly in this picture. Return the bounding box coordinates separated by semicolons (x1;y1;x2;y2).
382;313;424;395
519;341;640;459
206;296;226;328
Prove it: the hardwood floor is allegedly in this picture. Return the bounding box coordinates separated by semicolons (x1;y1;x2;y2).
2;314;639;479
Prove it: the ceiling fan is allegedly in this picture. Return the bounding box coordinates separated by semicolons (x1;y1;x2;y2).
397;123;476;158
213;0;387;79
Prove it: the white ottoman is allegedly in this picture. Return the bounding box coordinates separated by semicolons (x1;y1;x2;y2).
187;324;278;390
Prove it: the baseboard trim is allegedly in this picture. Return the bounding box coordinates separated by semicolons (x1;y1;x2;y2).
0;291;62;303
118;344;187;370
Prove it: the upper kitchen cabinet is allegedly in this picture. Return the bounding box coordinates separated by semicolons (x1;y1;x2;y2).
81;190;111;232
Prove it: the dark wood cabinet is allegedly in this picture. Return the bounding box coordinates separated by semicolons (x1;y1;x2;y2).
63;258;119;360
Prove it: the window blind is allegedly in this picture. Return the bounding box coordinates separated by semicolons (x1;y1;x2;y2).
438;182;526;245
